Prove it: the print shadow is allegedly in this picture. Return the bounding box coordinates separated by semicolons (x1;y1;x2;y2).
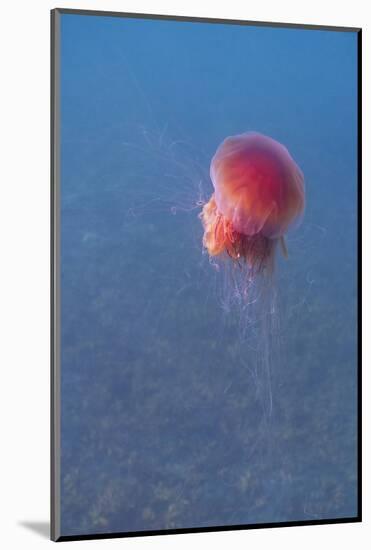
19;521;49;539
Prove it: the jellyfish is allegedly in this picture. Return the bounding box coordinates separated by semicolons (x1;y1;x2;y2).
200;132;305;275
199;132;305;422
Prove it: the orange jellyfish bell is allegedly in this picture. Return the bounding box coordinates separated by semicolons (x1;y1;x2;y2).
200;132;305;273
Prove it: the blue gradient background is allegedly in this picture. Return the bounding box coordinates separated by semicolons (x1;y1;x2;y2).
59;13;358;536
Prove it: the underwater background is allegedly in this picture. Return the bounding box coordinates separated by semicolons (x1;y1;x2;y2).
59;13;358;536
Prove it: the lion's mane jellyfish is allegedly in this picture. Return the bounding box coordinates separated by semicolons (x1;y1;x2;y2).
200;132;305;276
200;132;305;420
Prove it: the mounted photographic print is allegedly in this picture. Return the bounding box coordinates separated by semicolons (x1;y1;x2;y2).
51;8;361;542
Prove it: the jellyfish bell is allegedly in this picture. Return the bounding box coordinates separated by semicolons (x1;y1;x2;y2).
200;132;305;274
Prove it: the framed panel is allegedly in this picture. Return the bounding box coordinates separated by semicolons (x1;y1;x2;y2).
51;8;361;542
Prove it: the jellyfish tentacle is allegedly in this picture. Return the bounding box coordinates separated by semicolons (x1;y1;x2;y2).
279;236;288;259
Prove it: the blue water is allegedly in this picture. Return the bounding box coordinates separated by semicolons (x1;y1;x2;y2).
59;13;358;536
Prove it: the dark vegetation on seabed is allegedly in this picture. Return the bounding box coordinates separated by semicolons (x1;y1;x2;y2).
59;14;358;535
